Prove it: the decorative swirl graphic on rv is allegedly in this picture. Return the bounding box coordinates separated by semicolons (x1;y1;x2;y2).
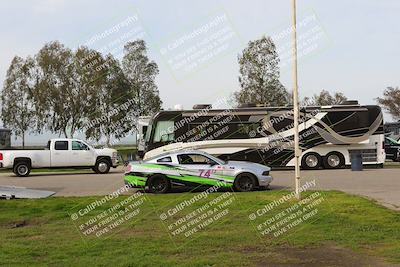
312;111;383;144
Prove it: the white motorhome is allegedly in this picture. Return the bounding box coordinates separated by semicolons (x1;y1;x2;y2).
142;101;385;169
136;116;150;158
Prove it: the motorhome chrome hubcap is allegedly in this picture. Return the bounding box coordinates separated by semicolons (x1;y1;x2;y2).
327;154;340;167
306;155;318;167
98;162;108;173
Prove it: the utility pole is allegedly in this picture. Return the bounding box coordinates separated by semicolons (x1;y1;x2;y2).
292;0;301;199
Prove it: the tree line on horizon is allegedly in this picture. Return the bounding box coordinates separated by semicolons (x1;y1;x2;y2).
2;36;399;148
1;40;161;147
234;36;400;121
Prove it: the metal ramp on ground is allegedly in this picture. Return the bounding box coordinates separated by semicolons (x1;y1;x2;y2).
0;186;55;199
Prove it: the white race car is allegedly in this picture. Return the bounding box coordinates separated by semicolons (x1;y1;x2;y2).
124;150;273;193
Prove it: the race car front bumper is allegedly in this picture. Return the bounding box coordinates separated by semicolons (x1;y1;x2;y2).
258;175;273;187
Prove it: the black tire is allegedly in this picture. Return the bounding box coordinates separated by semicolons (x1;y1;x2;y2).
234;173;257;192
301;152;322;170
147;174;170;194
395;149;400;162
13;162;31;177
93;158;111;174
323;151;345;169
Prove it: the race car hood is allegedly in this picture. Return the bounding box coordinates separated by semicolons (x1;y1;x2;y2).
224;160;271;172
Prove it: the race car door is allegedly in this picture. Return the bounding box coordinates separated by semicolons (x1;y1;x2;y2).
176;153;220;181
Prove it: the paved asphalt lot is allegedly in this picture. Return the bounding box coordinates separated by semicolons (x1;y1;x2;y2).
0;167;399;210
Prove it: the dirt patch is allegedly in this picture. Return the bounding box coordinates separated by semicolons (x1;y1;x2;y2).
10;220;28;228
250;245;397;267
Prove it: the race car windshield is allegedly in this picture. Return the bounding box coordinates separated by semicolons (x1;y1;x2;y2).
205;154;226;165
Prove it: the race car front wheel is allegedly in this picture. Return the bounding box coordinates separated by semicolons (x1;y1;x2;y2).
148;174;171;194
234;173;256;192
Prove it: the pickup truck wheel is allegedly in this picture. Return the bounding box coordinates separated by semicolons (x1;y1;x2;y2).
14;162;31;177
94;159;111;174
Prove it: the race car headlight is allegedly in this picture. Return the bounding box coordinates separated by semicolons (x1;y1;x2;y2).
262;171;270;176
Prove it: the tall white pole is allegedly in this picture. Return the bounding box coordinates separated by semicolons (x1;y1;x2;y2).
292;0;301;199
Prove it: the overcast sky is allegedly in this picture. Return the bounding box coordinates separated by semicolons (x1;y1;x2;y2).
1;0;399;145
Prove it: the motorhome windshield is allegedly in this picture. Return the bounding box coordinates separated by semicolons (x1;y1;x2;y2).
153;120;175;142
144;122;152;143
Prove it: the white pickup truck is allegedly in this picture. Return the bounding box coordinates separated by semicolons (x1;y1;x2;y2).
0;138;118;177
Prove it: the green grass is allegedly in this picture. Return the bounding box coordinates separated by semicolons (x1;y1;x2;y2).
0;191;399;266
384;161;400;168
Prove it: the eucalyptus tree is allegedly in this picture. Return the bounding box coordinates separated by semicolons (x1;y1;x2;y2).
85;54;131;146
377;86;400;120
234;36;289;106
303;90;348;106
122;40;162;118
1;56;36;148
33;42;104;138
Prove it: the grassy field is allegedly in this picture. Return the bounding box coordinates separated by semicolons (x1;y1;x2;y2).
1;190;400;266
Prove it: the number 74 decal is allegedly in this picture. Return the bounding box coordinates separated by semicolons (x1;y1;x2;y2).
198;169;216;178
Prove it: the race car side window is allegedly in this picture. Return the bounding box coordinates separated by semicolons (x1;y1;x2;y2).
157;156;172;163
177;154;218;165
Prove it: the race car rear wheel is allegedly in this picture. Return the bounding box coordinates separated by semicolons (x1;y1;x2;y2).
147;174;171;194
234;173;257;192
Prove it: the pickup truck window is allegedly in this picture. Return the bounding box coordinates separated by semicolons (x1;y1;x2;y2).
72;141;88;150
55;141;69;150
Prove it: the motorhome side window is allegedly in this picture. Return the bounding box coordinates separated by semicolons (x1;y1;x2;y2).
153;121;175;142
55;141;69;150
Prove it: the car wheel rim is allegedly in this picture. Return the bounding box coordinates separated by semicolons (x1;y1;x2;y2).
239;177;253;191
98;162;108;173
306;155;318;168
18;165;28;175
327;154;340;167
152;178;167;192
